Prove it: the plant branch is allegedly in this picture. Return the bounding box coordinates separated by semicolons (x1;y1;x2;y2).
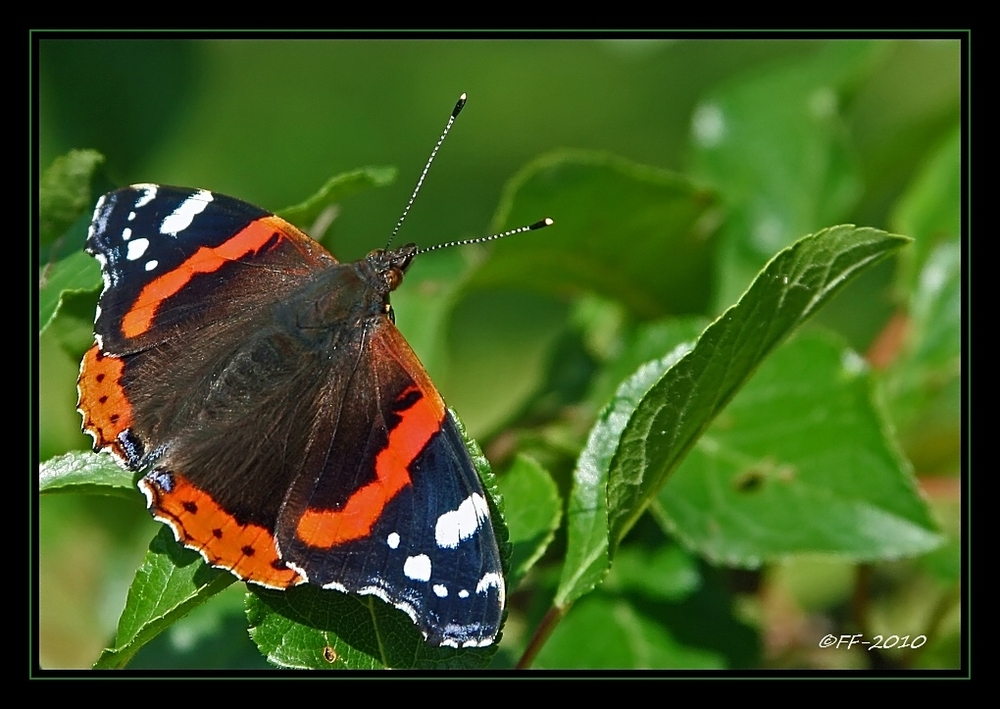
516;604;568;669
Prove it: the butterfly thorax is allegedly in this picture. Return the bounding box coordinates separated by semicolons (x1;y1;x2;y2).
276;243;405;333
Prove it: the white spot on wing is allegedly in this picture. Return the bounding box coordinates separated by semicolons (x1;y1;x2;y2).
81;424;99;447
281;561;311;585
435;493;490;549
403;554;431;582
359;585;420;625
319;578;347;593
433;584;448;598
476;571;503;598
132;184;158;209
458;589;469;598
160;190;213;236
122;227;132;241
137;476;156;508
126;238;149;261
387;532;400;549
94;252;113;293
89;194;110;241
145;260;158;271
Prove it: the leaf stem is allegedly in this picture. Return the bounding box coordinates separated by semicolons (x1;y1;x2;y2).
516;604;568;669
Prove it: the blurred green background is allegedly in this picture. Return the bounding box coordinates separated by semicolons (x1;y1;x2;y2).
37;38;961;670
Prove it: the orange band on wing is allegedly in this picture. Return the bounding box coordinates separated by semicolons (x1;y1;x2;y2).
78;344;133;459
142;472;304;589
295;385;446;548
121;216;289;339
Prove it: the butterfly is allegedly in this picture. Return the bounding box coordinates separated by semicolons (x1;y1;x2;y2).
77;94;551;648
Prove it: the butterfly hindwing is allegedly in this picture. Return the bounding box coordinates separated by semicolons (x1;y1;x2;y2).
275;322;505;647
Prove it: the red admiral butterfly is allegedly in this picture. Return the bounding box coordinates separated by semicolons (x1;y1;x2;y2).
77;95;550;648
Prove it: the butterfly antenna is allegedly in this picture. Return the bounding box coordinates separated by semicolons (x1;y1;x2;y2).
416;218;554;256
386;92;468;249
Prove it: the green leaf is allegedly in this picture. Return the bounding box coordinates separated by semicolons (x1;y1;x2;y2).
247;585;410;670
539;547;756;669
125;584;271;669
890;125;960;292
884;124;960;474
586;317;708;411
39;151;109;335
659;332;941;565
557;225;909;607
560;319;709;607
497;455;561;590
276;166;397;235
246;585;493;670
535;594;723;669
886;240;961;474
39;215;101;335
39;450;135;498
691;41;879;307
556;346;687;608
599;544;701;603
39;149;105;248
443;150;719;438
608;226;910;550
907;241;961;370
477;149;722;318
46;289;101;360
445;289;570;438
94;527;236;669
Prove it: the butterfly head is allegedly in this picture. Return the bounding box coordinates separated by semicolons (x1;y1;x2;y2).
366;243;418;293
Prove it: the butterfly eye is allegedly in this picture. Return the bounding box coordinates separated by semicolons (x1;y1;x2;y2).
385;267;403;292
